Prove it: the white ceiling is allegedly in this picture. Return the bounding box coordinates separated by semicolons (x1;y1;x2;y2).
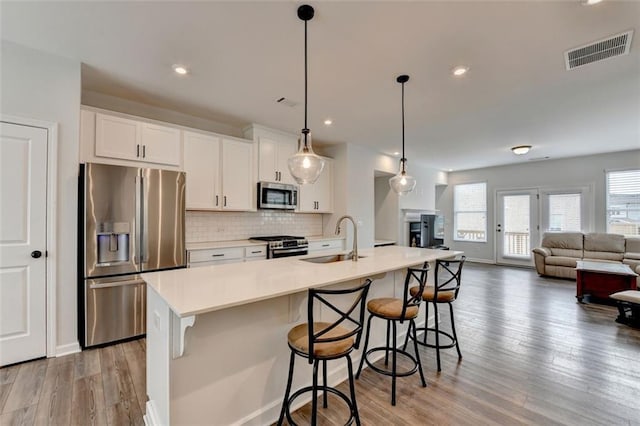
2;1;639;171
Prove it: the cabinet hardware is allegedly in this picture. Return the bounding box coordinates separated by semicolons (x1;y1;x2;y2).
136;144;140;157
142;145;146;158
251;250;261;254
275;171;279;181
216;195;219;206
322;244;330;247
211;254;225;257
224;196;227;207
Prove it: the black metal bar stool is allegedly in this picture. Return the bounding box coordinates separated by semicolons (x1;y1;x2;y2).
405;256;466;372
278;279;372;426
355;266;429;406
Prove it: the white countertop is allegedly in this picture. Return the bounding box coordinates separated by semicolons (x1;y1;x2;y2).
143;246;462;318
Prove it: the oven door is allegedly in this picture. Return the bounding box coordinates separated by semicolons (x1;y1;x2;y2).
271;247;308;259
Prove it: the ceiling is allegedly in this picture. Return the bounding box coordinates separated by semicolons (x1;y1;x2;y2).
2;1;639;171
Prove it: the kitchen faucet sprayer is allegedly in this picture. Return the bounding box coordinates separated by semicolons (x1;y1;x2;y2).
335;215;358;261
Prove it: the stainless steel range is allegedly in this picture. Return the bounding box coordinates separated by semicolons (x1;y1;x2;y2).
250;235;309;259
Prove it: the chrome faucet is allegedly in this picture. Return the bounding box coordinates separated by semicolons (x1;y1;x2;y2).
335;215;358;261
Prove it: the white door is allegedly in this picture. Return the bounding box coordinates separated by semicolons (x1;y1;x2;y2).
0;122;48;366
496;189;539;267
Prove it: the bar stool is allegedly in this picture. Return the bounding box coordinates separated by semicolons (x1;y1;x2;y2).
405;257;466;372
277;279;372;426
355;266;429;406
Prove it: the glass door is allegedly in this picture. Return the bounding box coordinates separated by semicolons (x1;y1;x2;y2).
496;189;539;266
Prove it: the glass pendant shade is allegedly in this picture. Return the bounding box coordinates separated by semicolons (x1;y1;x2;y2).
288;130;325;185
389;159;417;195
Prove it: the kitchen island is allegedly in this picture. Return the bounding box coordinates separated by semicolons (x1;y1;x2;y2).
143;245;462;426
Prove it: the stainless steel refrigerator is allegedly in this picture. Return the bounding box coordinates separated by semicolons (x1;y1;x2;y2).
78;163;186;347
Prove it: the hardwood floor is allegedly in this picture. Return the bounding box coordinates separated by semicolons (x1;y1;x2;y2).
1;263;639;425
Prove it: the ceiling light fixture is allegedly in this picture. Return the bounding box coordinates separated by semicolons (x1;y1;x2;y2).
172;65;188;75
393;152;400;156
582;0;603;5
324;119;332;125
287;4;325;185
389;75;417;195
511;145;532;155
452;66;469;77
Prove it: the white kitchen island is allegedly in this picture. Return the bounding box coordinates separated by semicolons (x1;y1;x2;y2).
142;246;462;426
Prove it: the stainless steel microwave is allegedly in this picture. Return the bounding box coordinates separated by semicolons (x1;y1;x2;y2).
257;181;298;210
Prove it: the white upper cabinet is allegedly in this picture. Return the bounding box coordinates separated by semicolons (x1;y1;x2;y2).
221;138;253;211
299;157;333;213
183;131;220;209
91;111;182;168
183;131;254;211
244;124;298;185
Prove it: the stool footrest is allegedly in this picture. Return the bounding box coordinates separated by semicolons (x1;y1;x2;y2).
362;347;420;378
414;326;457;349
285;385;357;426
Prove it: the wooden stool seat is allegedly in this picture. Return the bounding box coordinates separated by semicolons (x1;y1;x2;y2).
288;322;355;358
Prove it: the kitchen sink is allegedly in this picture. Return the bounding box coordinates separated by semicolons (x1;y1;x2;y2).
300;254;366;264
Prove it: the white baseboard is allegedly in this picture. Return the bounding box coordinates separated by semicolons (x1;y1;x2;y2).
144;400;161;426
466;257;495;264
55;341;80;358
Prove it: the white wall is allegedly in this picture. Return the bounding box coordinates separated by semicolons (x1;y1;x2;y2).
437;149;640;262
1;41;81;351
374;176;398;242
325;142;446;250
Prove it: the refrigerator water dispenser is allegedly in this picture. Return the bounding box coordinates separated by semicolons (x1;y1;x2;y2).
97;222;130;265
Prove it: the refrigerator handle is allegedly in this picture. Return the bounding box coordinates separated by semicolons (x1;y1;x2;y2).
141;174;149;263
135;174;142;265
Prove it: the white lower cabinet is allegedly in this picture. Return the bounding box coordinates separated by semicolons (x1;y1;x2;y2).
308;239;344;253
187;245;266;267
184;131;254;211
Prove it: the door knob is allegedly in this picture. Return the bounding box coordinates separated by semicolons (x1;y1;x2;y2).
31;250;42;258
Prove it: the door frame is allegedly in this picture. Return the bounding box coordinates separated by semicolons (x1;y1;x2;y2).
494;187;540;267
1;114;58;358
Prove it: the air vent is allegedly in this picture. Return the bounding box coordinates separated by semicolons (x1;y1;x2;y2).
276;97;298;107
564;30;633;70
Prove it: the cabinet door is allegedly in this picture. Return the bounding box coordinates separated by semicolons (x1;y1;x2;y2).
298;158;333;213
221;138;253;211
140;123;181;166
184;132;220;210
95;113;140;161
276;137;298;185
258;137;278;182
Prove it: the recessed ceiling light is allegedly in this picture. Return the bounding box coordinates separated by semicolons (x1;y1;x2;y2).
393;152;400;156
511;145;532;155
324;119;333;125
448;169;453;172
582;0;603;5
452;66;469;77
173;64;188;75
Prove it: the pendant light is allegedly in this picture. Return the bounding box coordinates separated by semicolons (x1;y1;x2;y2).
389;75;417;195
287;4;325;185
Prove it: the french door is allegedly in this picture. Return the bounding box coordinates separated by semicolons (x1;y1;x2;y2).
496;189;539;266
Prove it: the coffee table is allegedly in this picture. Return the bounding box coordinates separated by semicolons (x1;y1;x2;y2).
576;261;638;302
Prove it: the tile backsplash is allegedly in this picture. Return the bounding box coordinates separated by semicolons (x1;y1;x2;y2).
186;211;323;242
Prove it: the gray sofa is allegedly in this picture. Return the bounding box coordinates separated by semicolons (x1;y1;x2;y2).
532;232;640;281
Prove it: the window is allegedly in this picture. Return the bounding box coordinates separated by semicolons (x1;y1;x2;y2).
454;182;487;242
548;193;581;232
606;169;640;236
